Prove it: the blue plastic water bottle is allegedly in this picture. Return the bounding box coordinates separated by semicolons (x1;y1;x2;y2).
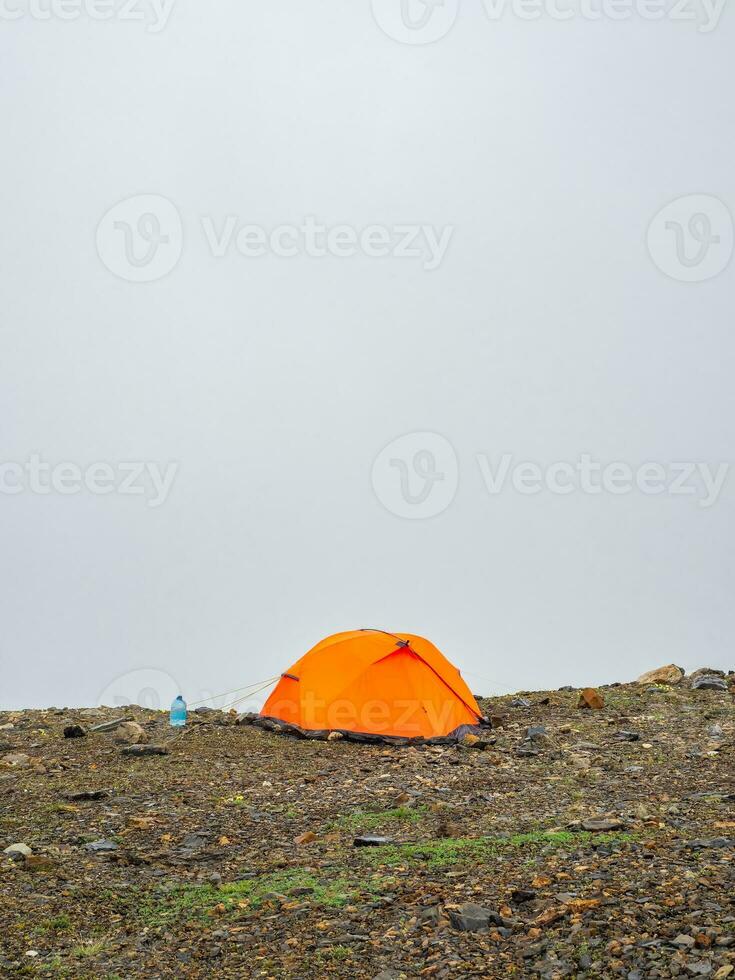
170;695;187;727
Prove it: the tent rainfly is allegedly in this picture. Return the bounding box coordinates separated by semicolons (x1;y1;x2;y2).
258;629;486;744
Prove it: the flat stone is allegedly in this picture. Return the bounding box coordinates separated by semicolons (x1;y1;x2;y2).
353;836;392;847
66;790;109;802
447;902;503;932
88;717;133;734
4;843;32;857
120;745;168;756
692;676;728;692
581;817;624;832
84;840;118;853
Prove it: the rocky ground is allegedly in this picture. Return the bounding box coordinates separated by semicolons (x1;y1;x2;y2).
1;668;734;979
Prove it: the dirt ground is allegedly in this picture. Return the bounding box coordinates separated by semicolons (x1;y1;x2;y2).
1;673;734;979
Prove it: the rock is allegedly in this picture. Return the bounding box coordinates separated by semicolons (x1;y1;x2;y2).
327;731;344;741
636;665;684;686
673;934;696;948
630;802;651;820
489;713;508;728
4;843;32;858
534;906;568;927
66;790;109;801
692;676;728;692
447;902;503;932
581;817;624;832
113;721;149;745
511;888;537;904
615;731;640;742
63;724;86;739
461;733;481;748
2;753;30;767
120;745;168;756
708;724;724;739
417;905;445;926
578;688;604;710
24;855;55;872
294;831;316;845
353;836;392;847
0;723;14;731
526;726;548;741
686;838;733;850
84;840;118;853
689;667;726;681
178;832;209;857
88;716;134;733
510;698;531;708
235;712;258;726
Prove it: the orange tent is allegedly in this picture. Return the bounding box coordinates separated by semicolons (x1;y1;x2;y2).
259;630;484;742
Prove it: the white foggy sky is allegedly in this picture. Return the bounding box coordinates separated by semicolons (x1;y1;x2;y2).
1;1;733;709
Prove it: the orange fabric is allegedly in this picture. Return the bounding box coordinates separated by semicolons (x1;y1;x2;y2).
261;630;480;739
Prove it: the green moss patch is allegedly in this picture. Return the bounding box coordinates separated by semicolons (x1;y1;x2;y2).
358;830;635;869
